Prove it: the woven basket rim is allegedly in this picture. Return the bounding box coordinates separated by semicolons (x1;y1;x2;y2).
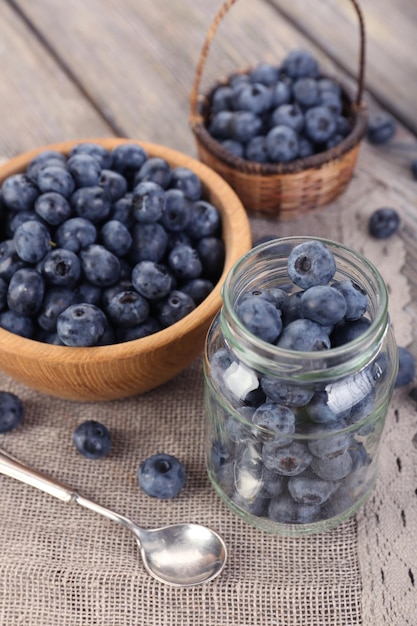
190;73;368;176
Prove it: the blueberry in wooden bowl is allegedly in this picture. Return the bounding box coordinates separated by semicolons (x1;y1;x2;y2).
0;138;251;401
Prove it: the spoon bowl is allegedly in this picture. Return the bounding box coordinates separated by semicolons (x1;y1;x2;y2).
0;448;227;586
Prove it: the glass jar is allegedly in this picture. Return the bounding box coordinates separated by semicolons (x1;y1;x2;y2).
204;237;398;535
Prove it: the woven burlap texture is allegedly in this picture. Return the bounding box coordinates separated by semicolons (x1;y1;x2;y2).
1;143;416;625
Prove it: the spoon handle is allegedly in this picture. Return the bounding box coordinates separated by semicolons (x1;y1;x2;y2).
0;448;137;530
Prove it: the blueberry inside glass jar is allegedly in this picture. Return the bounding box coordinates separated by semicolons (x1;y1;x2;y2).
204;237;398;535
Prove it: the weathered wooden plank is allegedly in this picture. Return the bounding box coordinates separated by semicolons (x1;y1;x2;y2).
268;0;417;135
0;2;113;158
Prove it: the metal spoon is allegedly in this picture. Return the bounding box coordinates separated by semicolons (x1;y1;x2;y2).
0;448;227;587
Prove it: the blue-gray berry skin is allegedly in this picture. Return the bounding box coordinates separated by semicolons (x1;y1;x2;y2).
39;248;81;288
98;169;128;203
0;310;34;338
260;377;313;407
276;318;331;352
73;420;111;459
311;450;353;481
245;136;269;163
55;217;97;253
132;260;173;300
288;471;339;505
367;111;396;144
2;173;40;211
304;106;337;144
14;221;52;264
159;189;191;233
287;240;336;289
7;268;45;316
138;453;185;499
100;220;132;257
209;111;233;139
132;181;166;224
268;494;321;524
37;287;76;332
293;77;319;108
69;143;113;169
0;391;24;433
115;316;162;342
129;222;168;264
300;285;347;326
196;236;225;282
233;82;272;115
168;244;202;280
221;139;244;158
111;143;148;179
80;244;121;287
71;186;111;223
368;207;400;239
271;80;292;107
235;294;282;344
252;401;295;444
271;104;304;133
250;62;280;86
263;441;313;477
229;111;263;143
330;317;372;347
307;421;351;458
211;85;234;113
67;154;102;188
107;290;149;328
155;290;196;327
26;150;67;181
395;346;415;387
305;390;350;424
110;194;134;229
281;49;320;79
37;165;75;198
134;157;171;189
57;303;108;346
180;278;213;306
34;192;72;226
0;241;25;282
266;125;299;162
169;167;202;201
187;201;221;240
331;279;368;321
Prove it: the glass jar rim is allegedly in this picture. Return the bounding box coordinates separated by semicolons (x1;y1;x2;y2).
220;236;389;380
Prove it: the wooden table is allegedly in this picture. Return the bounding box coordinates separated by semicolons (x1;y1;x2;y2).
0;1;416;624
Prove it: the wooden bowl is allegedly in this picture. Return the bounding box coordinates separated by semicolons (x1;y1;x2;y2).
0;138;252;401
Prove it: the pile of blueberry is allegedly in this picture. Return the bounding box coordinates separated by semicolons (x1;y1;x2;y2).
205;49;353;164
207;240;392;526
0;142;225;346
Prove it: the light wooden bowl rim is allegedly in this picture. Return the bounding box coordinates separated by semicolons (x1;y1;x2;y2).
0;138;251;366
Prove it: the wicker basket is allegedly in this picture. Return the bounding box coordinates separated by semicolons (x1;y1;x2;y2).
189;0;368;220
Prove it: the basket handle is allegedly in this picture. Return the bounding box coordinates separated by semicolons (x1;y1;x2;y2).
189;0;366;121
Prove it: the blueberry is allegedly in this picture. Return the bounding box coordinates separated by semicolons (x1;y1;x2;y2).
34;192;72;226
0;240;25;281
368;207;400;239
304;106;337;143
367;111;396;144
57;303;108;346
0;277;8;311
111;143;148;180
271;80;292;107
129;222;168;264
252;402;295;444
300;285;347;326
100;220;132;257
71;186;112;223
7;268;45;316
395;346;415;387
0;310;34;338
335;114;352;137
39;248;81;287
73;420;111;459
208;111;233;139
132;260;173;300
138;453;185;499
80;244;121;287
69;143;113;169
311;450;353;481
131;181;164;224
233;82;272;115
134;157;171;189
115;316;162;342
319;90;343;116
67;154;101;188
37;287;76;331
250;62;280;86
54;217;97;252
245;135;269;163
266;125;299;163
287;240;336;289
155;290;195;327
331;280;368;321
0;391;24;433
229;111;263;143
288;471;339;505
307;422;351;458
109;194;134;229
75;281;102;306
276;319;330;351
293;77;319;107
305;390;350;424
221;139;244;158
14;221;52;264
98;169;128;202
2;174;40;211
298;137;314;158
159;189;191;233
180;278;213;305
235;294;282;344
168;244;202;280
281;49;320;79
6;209;44;238
330;317;372;347
260;377;313;407
268;494;321;524
211;85;234;112
263;441;313;476
169;167;202;201
280;290;304;325
195;236;225;281
318;78;341;97
186;201;221;239
107;290;149;328
26;150;67;181
271;103;304;133
37;166;75;198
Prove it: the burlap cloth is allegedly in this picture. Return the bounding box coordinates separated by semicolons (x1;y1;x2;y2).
1;143;416;625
